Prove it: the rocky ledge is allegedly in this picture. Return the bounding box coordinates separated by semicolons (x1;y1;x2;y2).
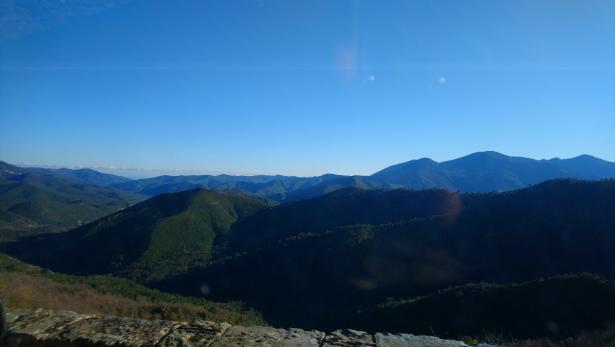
2;309;499;347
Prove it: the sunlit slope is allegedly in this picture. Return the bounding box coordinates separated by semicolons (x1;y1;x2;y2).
0;252;264;325
4;189;271;281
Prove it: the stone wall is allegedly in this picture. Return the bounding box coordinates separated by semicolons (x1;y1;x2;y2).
3;309;499;347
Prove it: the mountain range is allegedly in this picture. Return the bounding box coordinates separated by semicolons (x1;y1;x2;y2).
149;179;615;330
2;151;613;240
0;161;145;240
2;152;615;337
26;166;133;187
109;151;615;200
4;178;614;337
372;152;615;191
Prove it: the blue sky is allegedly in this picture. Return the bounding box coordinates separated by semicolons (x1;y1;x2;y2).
1;0;614;177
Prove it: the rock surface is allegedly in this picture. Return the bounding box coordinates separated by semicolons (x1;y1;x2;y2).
323;329;376;346
375;333;469;347
2;309;499;347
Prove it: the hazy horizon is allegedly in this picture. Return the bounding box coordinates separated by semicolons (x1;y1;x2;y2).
6;151;613;178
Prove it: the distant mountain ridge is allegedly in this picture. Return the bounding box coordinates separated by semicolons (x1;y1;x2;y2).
11;164;133;187
4;152;615;204
0;151;615;238
0;161;145;240
109;152;615;200
29;167;133;186
371;151;615;192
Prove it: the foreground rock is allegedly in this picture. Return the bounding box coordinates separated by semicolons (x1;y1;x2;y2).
375;333;469;347
3;309;498;347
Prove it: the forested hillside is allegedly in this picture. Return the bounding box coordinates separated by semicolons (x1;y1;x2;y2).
152;179;615;333
3;179;614;339
0;161;144;240
356;274;615;339
2;189;271;281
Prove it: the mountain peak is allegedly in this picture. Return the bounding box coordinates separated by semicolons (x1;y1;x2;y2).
414;157;438;164
570;154;600;161
455;151;510;160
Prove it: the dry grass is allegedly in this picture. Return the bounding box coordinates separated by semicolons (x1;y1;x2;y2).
0;253;265;325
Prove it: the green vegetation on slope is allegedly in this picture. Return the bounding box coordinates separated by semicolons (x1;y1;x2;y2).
152;179;615;334
134;189;272;278
3;189;272;282
4;179;615;339
0;252;265;325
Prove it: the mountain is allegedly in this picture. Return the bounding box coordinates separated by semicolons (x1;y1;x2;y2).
223;187;460;254
2;189;272;282
31;167;133;186
371;151;615;192
0;161;145;240
548;154;615;179
146;179;615;331
111;173;388;201
13;152;608;204
369;157;456;190
281;175;387;201
109;152;615;200
6;162;133;187
6;178;614;337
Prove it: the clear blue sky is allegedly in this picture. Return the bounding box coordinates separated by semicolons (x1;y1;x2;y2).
1;0;614;177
